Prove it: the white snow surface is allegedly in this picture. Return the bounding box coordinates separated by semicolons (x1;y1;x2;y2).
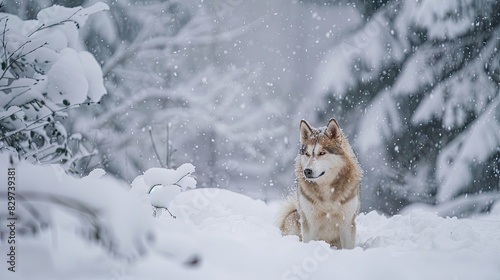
143;163;196;191
1;160;500;280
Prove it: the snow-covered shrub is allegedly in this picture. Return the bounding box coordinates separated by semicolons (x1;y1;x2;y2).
0;154;154;261
0;3;108;172
131;163;197;218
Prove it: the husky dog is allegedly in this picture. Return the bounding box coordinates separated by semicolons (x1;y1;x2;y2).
277;118;362;249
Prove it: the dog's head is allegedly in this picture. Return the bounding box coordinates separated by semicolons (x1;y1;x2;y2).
298;118;345;182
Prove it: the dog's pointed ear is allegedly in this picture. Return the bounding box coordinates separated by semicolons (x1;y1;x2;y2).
300;120;313;142
325;118;341;139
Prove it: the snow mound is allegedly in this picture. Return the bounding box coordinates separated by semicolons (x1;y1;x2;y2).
131;164;197;209
2;170;500;280
358;210;500;253
143;163;196;191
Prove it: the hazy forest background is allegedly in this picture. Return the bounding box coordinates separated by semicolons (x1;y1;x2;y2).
1;0;499;217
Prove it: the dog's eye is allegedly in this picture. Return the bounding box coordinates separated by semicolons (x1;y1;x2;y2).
318;151;326;156
305;152;311;157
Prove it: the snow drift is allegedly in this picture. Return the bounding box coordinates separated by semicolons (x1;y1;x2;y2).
1;157;499;280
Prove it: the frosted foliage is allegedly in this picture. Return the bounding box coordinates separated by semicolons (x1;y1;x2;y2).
1;3;108;106
46;49;89;104
79;51;107;101
410;0;496;39
37;2;110;28
315;12;404;97
357;93;401;154
315;47;353;96
436;99;500;202
391;46;435;96
0;2;108;171
413;62;496;127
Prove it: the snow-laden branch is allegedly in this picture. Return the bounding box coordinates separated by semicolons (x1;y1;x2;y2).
0;3;108;172
436;96;500;202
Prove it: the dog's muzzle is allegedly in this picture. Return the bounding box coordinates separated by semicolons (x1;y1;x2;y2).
304;169;325;179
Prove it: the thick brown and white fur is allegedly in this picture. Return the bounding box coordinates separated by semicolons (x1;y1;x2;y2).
277;118;362;249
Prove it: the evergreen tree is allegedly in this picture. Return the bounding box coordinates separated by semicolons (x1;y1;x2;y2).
310;0;500;216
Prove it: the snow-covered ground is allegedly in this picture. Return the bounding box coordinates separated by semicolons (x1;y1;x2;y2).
1;160;500;280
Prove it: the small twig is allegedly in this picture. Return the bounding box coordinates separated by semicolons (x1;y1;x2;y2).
27;8;83;37
82;139;97;176
1;17;8;64
147;127;166;168
147;184;160;194
3;87;31;108
1;42;47;81
172;172;191;189
154;206;176;219
0;108;21;122
6;39;32;62
166;123;170;168
165;207;176;219
0;84;30;91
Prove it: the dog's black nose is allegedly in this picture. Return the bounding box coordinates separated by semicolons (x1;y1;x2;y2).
304;169;313;178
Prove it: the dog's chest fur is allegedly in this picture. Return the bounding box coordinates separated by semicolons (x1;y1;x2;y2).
298;191;359;245
296;164;360;244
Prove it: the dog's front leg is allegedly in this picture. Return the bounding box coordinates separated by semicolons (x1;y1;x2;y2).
299;211;314;242
339;221;356;249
